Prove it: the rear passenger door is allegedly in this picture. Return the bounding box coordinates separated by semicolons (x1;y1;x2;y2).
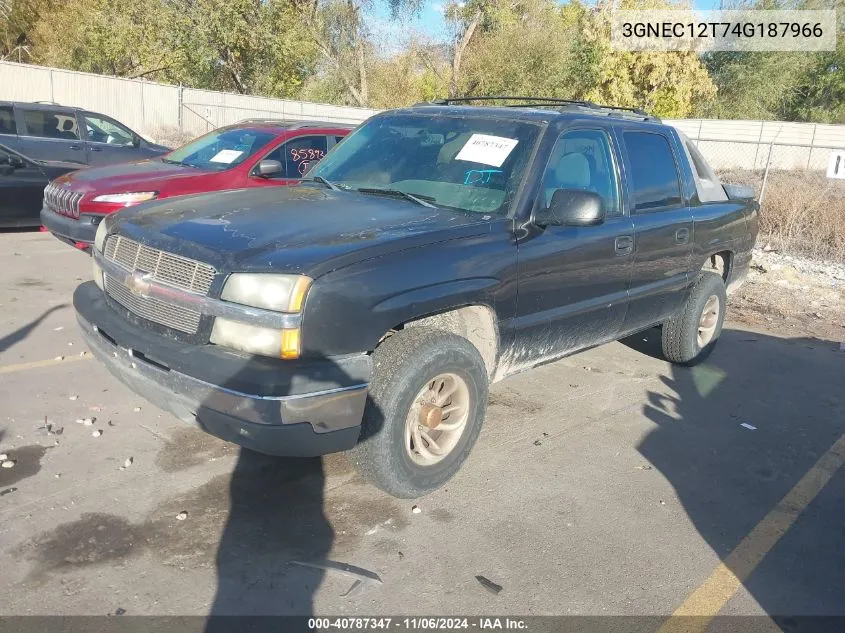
618;128;693;333
0;105;19;151
16;107;88;164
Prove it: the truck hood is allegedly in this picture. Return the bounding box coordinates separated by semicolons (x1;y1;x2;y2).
53;159;211;194
110;184;492;276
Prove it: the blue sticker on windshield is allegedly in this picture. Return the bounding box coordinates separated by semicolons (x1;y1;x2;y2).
464;169;502;185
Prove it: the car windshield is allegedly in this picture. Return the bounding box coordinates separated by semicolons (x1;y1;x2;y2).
308;113;543;216
164;127;277;171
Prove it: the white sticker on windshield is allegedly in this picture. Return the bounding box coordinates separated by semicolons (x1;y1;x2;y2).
455;134;519;167
209;149;244;164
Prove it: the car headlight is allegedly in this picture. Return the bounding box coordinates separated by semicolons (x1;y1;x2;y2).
210;319;301;359
220;273;312;313
211;273;312;359
92;192;158;205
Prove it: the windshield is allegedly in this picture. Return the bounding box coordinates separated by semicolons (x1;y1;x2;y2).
164;127;277;171
309;113;542;215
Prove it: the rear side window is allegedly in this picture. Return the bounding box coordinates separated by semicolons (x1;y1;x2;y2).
22;109;80;140
684;137;727;203
0;106;16;135
623;131;682;212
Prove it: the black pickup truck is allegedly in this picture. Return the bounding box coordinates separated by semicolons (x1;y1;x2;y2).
74;99;758;498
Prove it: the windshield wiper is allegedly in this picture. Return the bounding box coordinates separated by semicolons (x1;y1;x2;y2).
162;158;201;169
307;175;341;191
356;187;437;208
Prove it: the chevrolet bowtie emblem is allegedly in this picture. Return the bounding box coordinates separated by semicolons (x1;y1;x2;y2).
125;272;152;297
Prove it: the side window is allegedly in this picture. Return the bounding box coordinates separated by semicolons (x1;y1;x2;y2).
0;106;16;135
265;135;328;178
623;131;683;212
22;109;80;140
83;114;134;146
542;128;620;216
684;138;728;203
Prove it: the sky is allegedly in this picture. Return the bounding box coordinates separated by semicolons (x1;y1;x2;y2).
367;0;724;50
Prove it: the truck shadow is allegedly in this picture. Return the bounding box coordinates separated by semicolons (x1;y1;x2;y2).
196;353;380;628
629;327;845;620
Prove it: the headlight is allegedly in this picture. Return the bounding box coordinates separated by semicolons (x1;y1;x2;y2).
221;273;312;313
92;192;158;204
210;319;301;359
93;216;109;252
213;274;311;358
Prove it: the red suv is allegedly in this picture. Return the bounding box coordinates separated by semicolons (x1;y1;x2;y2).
41;120;353;248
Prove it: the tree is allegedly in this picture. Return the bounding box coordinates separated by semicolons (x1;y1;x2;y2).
24;0;314;97
456;0;585;98
578;1;717;117
1;0;56;61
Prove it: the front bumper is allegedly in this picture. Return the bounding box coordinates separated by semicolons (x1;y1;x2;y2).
74;282;369;456
40;205;103;247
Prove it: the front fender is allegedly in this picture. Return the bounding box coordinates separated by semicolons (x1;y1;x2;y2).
299;224;518;358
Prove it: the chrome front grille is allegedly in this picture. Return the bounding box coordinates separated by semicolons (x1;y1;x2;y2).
44;183;83;218
103;235;217;334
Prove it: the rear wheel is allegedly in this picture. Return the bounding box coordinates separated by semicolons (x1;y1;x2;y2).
348;327;488;498
661;271;727;366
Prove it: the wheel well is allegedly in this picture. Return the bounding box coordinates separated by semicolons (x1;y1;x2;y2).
705;251;731;283
392;306;498;378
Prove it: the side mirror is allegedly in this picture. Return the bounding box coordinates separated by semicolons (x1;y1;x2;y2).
8;155;25;168
132;134;142;148
536;188;605;227
256;159;283;178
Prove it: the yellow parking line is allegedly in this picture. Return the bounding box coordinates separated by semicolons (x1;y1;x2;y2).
657;431;845;633
0;354;92;375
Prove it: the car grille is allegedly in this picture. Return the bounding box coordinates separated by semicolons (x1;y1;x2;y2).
103;235;217;334
44;183;83;219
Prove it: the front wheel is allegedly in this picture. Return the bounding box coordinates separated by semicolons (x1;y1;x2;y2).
661;271;727;366
347;327;489;498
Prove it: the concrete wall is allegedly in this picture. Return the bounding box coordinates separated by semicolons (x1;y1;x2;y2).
3;61;843;170
0;61;378;141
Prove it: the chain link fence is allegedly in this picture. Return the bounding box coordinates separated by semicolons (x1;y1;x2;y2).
695;138;845;263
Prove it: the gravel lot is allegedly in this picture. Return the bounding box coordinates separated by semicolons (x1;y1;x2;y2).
1;230;844;620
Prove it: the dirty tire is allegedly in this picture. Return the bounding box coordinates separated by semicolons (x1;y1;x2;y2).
348;327;488;499
661;271;727;366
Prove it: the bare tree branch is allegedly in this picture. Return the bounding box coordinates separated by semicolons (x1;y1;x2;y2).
449;7;482;98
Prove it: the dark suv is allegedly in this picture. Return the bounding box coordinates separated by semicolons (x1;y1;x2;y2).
0;101;169;166
75;97;759;498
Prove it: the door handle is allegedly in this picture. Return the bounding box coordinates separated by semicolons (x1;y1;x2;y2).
675;228;690;244
615;235;634;255
69;144;81;150
91;146;103;152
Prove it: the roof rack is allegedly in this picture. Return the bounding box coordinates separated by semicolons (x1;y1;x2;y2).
424;96;660;122
236;118;356;129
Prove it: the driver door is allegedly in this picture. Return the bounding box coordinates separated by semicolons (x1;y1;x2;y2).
0;150;46;227
512;126;634;367
80;113;139;166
